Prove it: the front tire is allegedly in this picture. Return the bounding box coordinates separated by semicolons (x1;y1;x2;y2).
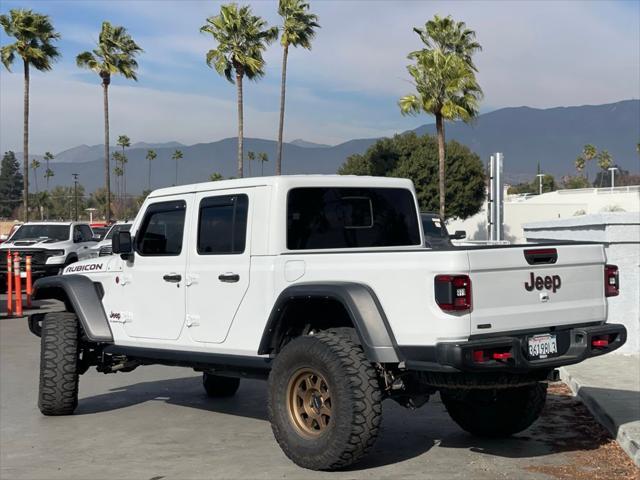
38;312;80;415
268;330;382;471
202;373;240;398
441;383;547;437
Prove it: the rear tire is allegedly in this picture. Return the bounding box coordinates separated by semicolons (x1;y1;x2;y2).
441;382;547;437
38;312;80;415
268;329;382;471
202;373;240;398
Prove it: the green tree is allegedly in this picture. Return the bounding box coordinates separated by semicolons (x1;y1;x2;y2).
399;15;482;218
117;134;130;206
0;151;24;218
76;22;142;222
276;0;319;175
247;150;255;176
258;151;269;176
47;184;86;220
172;149;183;185
201;4;278;178
112;151;124;209
1;9;60;220
145;149;157;191
43;151;54;190
30;158;40;193
596;150;613;187
562;175;591;190
209;172;224;181
339;132;485;219
575;144;597;174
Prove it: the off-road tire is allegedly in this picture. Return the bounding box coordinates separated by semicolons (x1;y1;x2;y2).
38;312;80;415
267;329;382;471
441;382;547;437
202;373;240;397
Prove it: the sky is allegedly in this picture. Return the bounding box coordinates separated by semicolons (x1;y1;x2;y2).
0;0;638;154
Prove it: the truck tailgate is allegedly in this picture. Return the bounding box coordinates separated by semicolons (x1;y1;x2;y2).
468;244;607;335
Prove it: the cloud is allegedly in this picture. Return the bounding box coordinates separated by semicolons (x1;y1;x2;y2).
0;0;637;153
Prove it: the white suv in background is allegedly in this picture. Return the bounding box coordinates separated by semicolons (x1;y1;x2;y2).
80;222;132;260
0;222;97;282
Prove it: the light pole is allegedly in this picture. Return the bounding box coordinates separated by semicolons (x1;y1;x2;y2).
536;174;545;195
608;167;618;190
72;173;79;221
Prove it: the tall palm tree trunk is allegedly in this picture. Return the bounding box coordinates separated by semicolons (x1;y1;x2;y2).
148;160;151;191
23;60;30;221
33;167;38;193
46;159;49;191
102;79;111;222
236;71;244;178
122;145;126;213
175;159;178;185
276;44;289;176
435;112;446;219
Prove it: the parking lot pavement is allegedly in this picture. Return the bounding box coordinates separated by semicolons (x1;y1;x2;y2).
1;305;638;480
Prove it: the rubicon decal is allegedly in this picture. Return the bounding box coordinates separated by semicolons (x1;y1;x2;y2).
525;272;561;293
65;263;104;273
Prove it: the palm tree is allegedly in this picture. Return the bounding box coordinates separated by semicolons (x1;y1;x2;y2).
112;151;124;207
597;150;613;187
201;4;278;178
117;134;130;208
575;144;597;176
258;151;269;176
209;172;223;182
43;151;54;190
247;150;255;176
399;16;482;218
172;149;183;185
30;158;40;193
276;0;319;175
146;149;157;191
1;9;60;221
76;22;142;222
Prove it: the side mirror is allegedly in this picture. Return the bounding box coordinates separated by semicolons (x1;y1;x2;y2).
113;230;133;258
450;230;466;240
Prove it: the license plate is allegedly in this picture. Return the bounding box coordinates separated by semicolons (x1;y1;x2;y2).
527;334;558;359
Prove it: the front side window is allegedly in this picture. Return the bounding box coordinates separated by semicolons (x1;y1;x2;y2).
79;225;94;241
287;187;421;250
197;194;248;255
135;201;186;256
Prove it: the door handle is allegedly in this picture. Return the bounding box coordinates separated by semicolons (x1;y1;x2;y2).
163;273;182;283
218;273;240;283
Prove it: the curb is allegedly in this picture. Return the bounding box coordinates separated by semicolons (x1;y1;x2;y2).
560;367;640;467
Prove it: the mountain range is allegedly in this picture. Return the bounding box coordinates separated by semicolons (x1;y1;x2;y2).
13;100;639;193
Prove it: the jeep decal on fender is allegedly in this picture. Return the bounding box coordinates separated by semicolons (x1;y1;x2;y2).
65;263;104;274
525;272;561;293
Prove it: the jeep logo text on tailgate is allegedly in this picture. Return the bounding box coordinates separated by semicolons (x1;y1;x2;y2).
525;272;561;293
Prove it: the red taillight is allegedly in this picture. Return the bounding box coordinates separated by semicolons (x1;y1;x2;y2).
604;264;619;297
435;274;472;312
492;352;512;360
592;339;609;348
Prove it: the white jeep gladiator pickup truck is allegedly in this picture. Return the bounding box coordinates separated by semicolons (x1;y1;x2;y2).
29;175;626;470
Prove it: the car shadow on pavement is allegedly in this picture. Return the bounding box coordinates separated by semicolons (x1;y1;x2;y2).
74;377;619;470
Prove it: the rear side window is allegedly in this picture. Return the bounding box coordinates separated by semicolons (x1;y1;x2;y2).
135;200;186;256
287;187;420;250
198;194;248;255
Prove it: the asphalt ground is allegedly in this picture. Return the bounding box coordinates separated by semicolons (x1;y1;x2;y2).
1;296;638;480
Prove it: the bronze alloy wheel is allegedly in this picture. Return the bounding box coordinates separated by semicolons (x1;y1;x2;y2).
287;368;332;437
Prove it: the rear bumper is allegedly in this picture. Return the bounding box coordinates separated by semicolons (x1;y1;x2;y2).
401;323;627;373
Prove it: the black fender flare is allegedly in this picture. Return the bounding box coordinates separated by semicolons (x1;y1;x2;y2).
258;282;400;363
31;274;113;342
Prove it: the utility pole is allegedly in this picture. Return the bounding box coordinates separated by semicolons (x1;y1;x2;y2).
536;174;545;195
72;173;79;221
608;167;618;190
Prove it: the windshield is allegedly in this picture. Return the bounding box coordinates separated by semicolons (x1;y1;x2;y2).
105;223;131;240
10;224;70;242
421;216;448;238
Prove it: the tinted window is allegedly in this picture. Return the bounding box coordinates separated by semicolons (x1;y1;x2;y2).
80;225;94;241
135;201;186;256
287;187;420;250
198;194;248;255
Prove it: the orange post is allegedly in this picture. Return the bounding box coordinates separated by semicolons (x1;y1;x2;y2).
13;253;22;317
6;250;12;316
25;255;32;308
